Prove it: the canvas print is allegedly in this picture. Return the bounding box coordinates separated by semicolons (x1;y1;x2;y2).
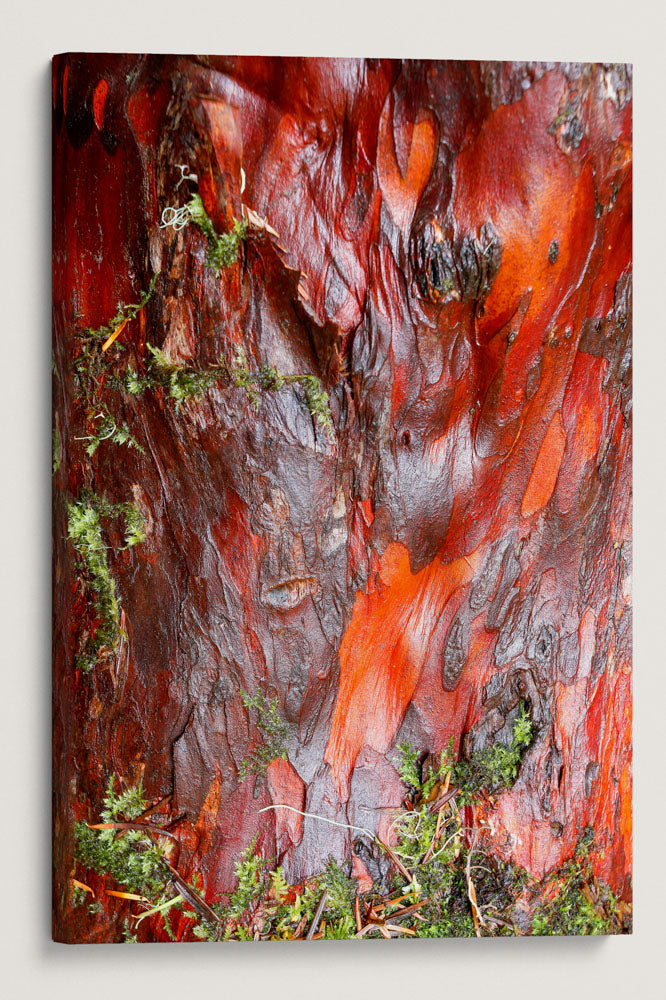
52;55;632;942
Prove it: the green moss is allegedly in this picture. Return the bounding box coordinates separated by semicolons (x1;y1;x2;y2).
231;349;333;432
114;342;333;431
530;830;624;936
296;374;333;432
410;863;477;938
70;717;628;941
194;843;355;941
186;193;247;273
145;344;220;407
394;740;454;799
75;774;212;943
384;712;536;936
67;491;145;671
52;424;61;475
72;763;629;941
388;720;624;939
74;274;159;398
227;838;266;917
238;689;289;780
75;775;167;897
71;884;89;908
72;275;158;463
452;702;533;802
80;402;145;457
318;858;357;938
393;741;423;791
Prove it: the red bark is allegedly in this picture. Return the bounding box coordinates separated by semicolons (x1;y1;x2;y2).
52;55;632;941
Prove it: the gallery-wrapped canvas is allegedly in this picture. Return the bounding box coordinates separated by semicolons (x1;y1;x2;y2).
52;55;632;942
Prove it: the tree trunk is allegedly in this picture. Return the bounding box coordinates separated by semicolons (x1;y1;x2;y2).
52;55;632;942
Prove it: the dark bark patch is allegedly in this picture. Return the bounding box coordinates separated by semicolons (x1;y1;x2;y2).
441;617;468;691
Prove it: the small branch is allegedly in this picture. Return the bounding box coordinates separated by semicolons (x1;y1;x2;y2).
466;829;486;937
354;896;362;934
87;821;179;844
384;923;416;936
160;858;222;925
102;317;129;353
306;890;328;940
428;786;459;814
376;836;412;883
386;900;429;922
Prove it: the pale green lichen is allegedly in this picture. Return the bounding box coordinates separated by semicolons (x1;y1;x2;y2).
238;689;289;780
119;344;333;431
67;491;145;671
79;403;145;457
186;192;247;273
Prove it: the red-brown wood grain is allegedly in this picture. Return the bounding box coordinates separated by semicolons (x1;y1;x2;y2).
52;55;631;942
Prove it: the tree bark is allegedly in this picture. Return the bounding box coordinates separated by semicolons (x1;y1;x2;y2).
52;55;632;942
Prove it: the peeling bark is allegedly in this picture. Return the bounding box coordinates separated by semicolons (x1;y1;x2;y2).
52;55;632;942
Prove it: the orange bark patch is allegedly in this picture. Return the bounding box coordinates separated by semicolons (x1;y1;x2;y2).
351;854;374;894
521;411;566;518
92;78;109;131
578;606;597;678
126;81;171;146
325;542;478;798
454;72;595;354
195;771;222;856
377;96;437;233
556;352;606;513
266;758;306;849
62;63;69;116
202;100;242;169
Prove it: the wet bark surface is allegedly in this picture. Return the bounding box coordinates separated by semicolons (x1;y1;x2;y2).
52;55;632;942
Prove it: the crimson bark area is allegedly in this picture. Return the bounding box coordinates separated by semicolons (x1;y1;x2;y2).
52;55;632;942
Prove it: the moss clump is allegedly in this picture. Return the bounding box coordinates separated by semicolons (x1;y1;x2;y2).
318;859;357;939
530;829;626;936
72;734;630;941
120;344;333;431
113;341;334;431
225;838;267;919
75;775;211;941
186;193;247;273
296;374;333;432
52;424;61;475
232;349;333;432
191;846;356;942
393;740;423;791
119;350;213;409
72;275;158;462
74;273;159;400
395;703;533;809
382;708;536;937
238;689;289;780
391;742;455;867
80;402;145;457
75;776;167;897
67;491;145;671
451;701;533;802
139;344;220;408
